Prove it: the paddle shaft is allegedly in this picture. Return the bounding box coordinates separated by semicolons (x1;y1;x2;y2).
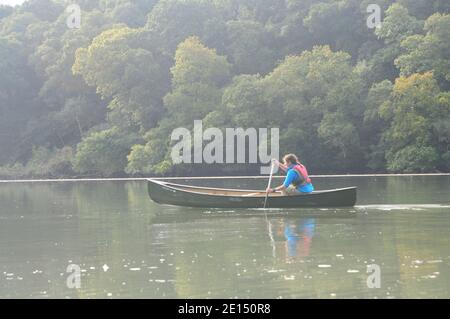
264;161;276;209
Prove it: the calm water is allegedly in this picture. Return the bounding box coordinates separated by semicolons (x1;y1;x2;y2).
0;176;449;299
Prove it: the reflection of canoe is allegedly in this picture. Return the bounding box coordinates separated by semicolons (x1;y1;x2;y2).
147;179;357;208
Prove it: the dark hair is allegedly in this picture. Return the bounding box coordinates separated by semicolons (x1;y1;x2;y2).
283;154;299;165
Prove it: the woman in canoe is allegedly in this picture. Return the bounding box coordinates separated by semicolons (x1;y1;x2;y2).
266;154;314;195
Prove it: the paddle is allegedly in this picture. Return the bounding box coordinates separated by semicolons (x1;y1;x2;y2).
263;160;276;209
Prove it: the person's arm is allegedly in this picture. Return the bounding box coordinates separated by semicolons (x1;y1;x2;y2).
270;184;286;193
273;159;288;172
267;171;294;193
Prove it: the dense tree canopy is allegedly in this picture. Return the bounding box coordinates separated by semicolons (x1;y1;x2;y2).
0;0;449;178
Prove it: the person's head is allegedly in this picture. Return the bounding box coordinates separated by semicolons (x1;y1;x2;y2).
283;154;299;166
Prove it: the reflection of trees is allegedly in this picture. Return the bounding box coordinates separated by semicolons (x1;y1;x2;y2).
172;218;274;298
0;181;176;298
2;177;450;298
71;181;177;298
392;210;450;298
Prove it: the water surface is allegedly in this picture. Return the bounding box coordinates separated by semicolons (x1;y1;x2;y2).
0;176;449;298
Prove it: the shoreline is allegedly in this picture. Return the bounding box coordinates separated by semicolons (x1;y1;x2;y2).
0;173;449;183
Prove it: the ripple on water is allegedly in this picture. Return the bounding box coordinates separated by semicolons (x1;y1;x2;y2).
357;204;450;211
266;269;286;273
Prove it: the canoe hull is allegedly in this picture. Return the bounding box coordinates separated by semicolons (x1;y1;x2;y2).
147;180;357;208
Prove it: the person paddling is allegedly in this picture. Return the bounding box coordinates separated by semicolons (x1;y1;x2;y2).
266;154;314;195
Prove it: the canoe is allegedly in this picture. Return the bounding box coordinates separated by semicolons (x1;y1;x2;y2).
147;179;357;208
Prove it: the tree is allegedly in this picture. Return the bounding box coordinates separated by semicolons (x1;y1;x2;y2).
73;128;138;176
215;45;367;172
395;13;450;88
304;0;390;58
365;3;423;84
1;0;449;177
105;0;158;27
127;36;231;174
0;37;40;163
380;73;450;172
73;26;169;131
363;80;393;170
0;5;13;20
19;0;63;22
164;36;231;123
397;0;450;19
145;0;224;53
224;19;277;75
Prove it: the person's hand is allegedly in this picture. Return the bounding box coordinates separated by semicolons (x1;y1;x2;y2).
266;188;274;193
272;159;280;166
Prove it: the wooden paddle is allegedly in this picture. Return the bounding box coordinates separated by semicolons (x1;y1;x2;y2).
264;160;276;209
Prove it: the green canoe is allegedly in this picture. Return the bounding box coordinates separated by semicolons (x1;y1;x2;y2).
147;179;357;209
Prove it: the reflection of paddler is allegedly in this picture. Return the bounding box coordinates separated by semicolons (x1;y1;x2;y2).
284;219;315;258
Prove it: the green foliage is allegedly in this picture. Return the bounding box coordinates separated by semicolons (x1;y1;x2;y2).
127;37;231;174
73;26;169;131
375;3;423;44
386;145;439;173
304;0;379;56
380;73;450;172
397;0;450;19
73;128;139;177
165;36;231;121
0;0;449;178
225;19;277;74
0;146;74;179
364;3;423;84
395;13;450;86
0;5;13;20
